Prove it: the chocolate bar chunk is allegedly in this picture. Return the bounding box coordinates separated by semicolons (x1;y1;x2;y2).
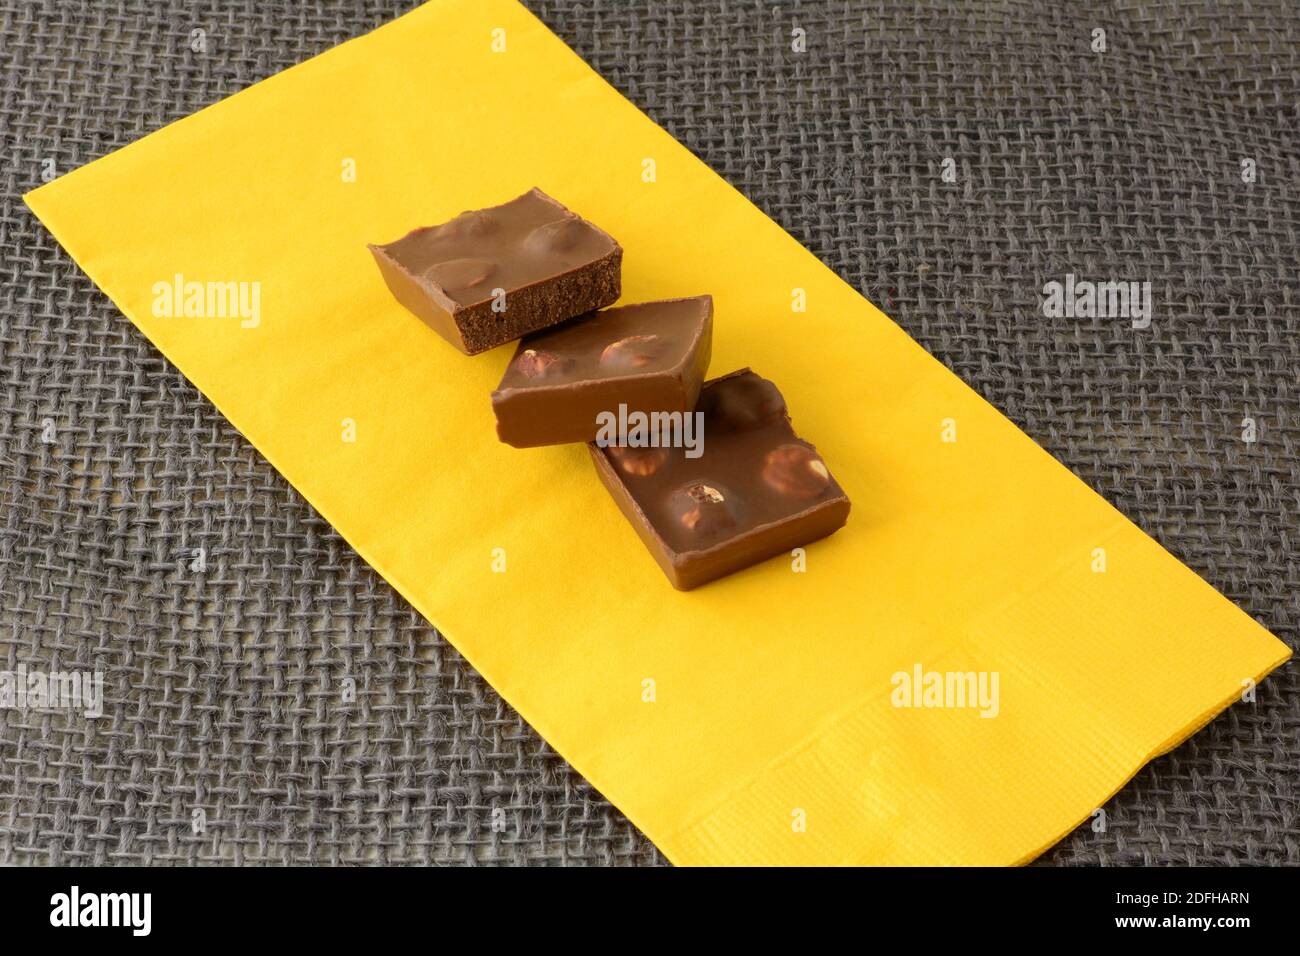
491;296;713;448
368;188;622;355
589;369;850;590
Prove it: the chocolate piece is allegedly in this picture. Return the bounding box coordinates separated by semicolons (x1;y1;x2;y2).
369;188;622;355
491;296;713;447
589;369;850;590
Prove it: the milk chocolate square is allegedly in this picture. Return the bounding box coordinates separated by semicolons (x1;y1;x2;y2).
491;296;713;448
589;369;851;590
369;188;621;355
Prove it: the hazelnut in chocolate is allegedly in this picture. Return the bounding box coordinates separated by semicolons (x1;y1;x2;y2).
369;188;622;355
491;296;713;448
589;369;850;590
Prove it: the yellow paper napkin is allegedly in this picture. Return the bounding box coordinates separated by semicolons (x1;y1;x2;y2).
26;0;1289;865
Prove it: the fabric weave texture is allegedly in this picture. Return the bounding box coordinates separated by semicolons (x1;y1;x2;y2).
0;0;1296;865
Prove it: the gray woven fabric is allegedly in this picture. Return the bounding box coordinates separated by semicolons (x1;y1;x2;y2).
1;0;1296;866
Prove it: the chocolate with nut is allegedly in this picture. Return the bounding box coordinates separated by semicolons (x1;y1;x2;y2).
491;296;713;448
589;369;850;590
369;188;621;355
